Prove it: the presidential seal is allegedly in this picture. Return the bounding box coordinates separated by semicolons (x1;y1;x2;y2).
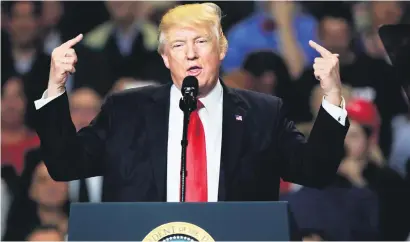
142;222;215;242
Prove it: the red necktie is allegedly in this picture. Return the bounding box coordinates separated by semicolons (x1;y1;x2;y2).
185;101;208;202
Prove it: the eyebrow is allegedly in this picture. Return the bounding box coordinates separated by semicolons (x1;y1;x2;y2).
169;35;211;44
170;39;186;45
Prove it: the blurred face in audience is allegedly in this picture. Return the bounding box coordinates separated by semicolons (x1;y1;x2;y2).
223;70;254;90
8;2;39;49
371;1;403;28
105;1;136;25
29;162;68;208
253;71;277;95
69;88;101;131
344;121;369;160
1;77;26;128
319;17;351;57
41;1;63;30
26;229;63;241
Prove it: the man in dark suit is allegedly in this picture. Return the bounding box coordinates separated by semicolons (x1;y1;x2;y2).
32;3;349;202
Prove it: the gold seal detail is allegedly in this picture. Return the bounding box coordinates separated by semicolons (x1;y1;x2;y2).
142;221;215;242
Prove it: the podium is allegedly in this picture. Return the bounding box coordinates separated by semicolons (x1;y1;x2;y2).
67;202;291;241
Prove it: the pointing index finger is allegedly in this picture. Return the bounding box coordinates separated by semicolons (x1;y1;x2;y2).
309;40;332;57
62;34;83;48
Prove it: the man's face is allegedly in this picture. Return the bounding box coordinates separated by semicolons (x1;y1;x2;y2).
319;17;351;56
8;2;39;48
41;1;63;30
105;1;136;23
371;1;403;27
254;71;277;95
1;78;26;126
345;121;369;160
69;90;101;131
29;162;68;208
161;25;225;96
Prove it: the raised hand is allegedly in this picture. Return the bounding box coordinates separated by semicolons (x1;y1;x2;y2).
309;40;342;105
48;34;83;96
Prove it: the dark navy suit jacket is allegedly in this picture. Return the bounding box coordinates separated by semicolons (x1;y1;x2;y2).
33;81;349;202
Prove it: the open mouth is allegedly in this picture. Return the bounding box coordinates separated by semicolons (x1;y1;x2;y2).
187;66;202;76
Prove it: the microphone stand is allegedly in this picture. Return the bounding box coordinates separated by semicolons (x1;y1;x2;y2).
179;95;197;202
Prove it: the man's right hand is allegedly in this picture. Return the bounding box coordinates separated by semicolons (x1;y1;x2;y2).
47;34;83;97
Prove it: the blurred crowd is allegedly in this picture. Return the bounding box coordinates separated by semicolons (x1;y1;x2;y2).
1;1;410;241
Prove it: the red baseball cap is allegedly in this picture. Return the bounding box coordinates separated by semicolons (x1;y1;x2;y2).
346;98;380;127
346;98;381;142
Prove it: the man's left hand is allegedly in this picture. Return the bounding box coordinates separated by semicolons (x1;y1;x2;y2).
309;40;342;106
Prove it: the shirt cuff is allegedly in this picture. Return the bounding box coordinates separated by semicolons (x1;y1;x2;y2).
34;89;65;110
321;96;347;126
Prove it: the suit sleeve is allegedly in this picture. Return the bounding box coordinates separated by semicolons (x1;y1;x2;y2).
33;91;112;181
276;99;350;188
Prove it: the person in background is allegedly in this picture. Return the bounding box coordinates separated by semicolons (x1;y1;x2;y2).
281;164;379;240
222;69;255;90
2;1;51;104
3;148;70;241
389;84;410;178
69;87;102;132
293;7;408;157
82;1;170;85
360;1;407;62
241;50;293;103
223;1;319;79
68;88;104;203
40;1;65;55
1;166;19;240
25;224;64;241
1;179;11;239
340;98;410;241
39;1;114;97
1;77;40;175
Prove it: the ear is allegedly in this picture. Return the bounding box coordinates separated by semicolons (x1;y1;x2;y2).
161;53;170;69
219;49;226;61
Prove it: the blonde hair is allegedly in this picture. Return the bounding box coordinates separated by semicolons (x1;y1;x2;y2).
157;2;228;55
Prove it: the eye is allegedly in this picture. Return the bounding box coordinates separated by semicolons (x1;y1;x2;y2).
172;43;184;48
197;39;207;44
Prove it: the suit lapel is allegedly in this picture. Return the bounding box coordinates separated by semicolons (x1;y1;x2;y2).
144;83;172;201
218;83;249;201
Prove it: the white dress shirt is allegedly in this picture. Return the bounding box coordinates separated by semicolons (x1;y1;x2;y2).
69;176;103;203
167;81;223;202
34;81;347;202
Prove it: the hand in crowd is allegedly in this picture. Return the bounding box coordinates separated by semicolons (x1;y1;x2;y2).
309;40;342;106
48;34;83;97
270;1;296;25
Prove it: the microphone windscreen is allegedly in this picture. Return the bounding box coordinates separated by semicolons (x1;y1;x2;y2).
181;76;199;97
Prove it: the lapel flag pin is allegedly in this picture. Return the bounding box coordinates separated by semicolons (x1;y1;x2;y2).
235;115;242;121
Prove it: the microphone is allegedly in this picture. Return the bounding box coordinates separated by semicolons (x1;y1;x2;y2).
180;76;199;112
179;76;199;202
